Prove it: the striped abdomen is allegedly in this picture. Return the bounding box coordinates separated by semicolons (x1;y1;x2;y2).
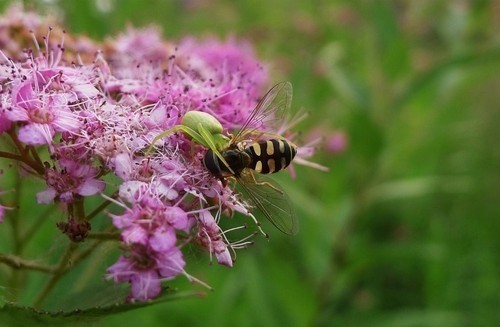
245;139;297;174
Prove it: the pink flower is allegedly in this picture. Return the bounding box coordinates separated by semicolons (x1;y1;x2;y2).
197;210;233;267
107;247;162;302
3;62;96;145
37;159;105;204
177;37;268;130
113;26;171;65
326;131;348;154
0;6;325;302
110;195;188;249
107;244;185;302
113;153;180;202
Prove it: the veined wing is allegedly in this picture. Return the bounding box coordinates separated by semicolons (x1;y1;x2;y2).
237;172;298;235
232;81;292;144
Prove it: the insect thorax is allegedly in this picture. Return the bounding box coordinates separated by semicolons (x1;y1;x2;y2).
203;145;252;178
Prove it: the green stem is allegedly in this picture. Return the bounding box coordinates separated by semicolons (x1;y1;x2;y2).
62;238;109;274
7;128;28;157
6;130;45;175
74;197;86;220
0;151;24;161
0;253;56;273
29;145;45;169
86;196;114;221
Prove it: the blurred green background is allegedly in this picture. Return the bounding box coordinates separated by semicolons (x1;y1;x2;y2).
1;0;499;326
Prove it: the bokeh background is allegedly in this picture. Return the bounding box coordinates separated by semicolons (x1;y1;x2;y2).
1;0;499;326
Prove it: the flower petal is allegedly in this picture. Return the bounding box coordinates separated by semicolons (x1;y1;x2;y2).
36;187;57;204
77;178;105;196
150;228;176;252
18;123;54;145
157;247;185;279
130;270;162;301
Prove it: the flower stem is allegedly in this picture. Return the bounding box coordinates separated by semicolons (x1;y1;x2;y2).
29;146;44;170
74;197;86;220
86;196;114;221
0;253;56;273
63;237;111;273
5;130;45;175
0;151;24;161
7;128;28;156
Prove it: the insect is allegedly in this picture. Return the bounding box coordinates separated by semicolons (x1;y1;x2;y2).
202;82;298;235
150;82;298;235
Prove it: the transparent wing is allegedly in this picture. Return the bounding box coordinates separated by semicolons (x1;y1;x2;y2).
237;172;298;235
232;81;292;144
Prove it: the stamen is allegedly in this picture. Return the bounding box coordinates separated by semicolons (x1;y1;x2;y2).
294;157;329;172
29;30;41;53
100;193;130;211
180;269;213;291
247;211;268;237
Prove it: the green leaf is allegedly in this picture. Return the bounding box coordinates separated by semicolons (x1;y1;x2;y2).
369;1;410;80
0;290;203;327
318;42;370;109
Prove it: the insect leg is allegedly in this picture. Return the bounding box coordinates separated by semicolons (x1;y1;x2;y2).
198;123;234;174
247;170;284;195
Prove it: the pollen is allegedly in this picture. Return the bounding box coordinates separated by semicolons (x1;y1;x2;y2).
29;107;54;124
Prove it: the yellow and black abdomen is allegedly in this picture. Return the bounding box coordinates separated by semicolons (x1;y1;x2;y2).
245;139;297;174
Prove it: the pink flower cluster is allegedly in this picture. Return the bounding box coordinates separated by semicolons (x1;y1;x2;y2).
0;5;317;301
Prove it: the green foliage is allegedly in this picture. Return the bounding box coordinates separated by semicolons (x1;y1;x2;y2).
0;289;203;326
1;0;499;326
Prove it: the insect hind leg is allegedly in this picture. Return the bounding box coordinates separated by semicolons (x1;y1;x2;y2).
247;171;284;195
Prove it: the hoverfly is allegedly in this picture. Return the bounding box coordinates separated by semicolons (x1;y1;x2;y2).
149;82;298;235
202;82;298;235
